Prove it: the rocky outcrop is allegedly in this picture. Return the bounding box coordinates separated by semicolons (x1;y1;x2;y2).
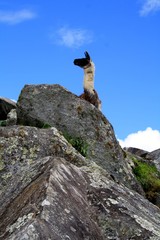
125;147;149;158
125;147;160;208
145;149;160;171
0;84;160;239
0;98;16;125
125;147;160;171
1;126;160;239
126;147;160;186
16;84;141;192
0;126;103;239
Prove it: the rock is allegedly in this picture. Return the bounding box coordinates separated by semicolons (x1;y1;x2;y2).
0;126;96;239
125;148;160;171
6;109;17;126
0;125;87;214
145;149;160;171
0;126;160;240
17;84;140;192
2;157;104;240
125;148;160;208
144;149;160;207
0;97;16;120
0;126;160;239
125;147;149;158
1;84;160;239
83;164;160;239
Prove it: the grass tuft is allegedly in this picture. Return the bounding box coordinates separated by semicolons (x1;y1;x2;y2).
63;132;88;157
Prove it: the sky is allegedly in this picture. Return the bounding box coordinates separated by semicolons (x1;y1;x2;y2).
0;0;160;152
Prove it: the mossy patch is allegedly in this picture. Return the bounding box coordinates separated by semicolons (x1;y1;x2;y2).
63;132;88;157
42;123;52;129
0;120;6;127
133;158;160;204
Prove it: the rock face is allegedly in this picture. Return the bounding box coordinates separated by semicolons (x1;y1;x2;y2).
145;149;160;171
125;147;149;158
126;147;160;179
17;84;140;191
0;126;102;239
0;84;160;239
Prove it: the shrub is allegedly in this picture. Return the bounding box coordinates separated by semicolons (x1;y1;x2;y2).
63;132;88;157
0;120;6;127
42;123;52;129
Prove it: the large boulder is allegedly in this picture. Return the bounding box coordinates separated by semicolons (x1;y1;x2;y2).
1;126;160;239
16;84;140;191
124;148;160;171
125;147;149;158
0;126;102;239
0;125;87;215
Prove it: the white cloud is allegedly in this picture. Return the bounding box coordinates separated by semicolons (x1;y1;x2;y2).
53;26;93;48
11;99;17;103
118;127;160;152
140;0;160;16
0;9;36;25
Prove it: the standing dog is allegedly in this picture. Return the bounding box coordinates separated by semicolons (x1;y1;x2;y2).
74;51;101;110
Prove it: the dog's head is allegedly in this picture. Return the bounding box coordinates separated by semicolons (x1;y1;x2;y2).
74;51;91;68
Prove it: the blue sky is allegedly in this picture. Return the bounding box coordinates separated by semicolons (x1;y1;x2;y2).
0;0;160;151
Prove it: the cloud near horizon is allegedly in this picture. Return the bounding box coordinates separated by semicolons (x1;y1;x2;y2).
118;127;160;152
52;26;93;48
0;9;36;25
140;0;160;16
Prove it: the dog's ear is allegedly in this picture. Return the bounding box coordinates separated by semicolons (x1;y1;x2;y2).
84;51;90;60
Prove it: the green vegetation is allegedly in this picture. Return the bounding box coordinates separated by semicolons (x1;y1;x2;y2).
0;120;6;127
63;132;88;157
42;123;52;129
133;158;160;204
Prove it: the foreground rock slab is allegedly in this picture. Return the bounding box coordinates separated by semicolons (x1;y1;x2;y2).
1;126;160;239
6;158;104;240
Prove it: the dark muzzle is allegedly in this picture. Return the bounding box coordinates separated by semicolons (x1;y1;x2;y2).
73;58;90;68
